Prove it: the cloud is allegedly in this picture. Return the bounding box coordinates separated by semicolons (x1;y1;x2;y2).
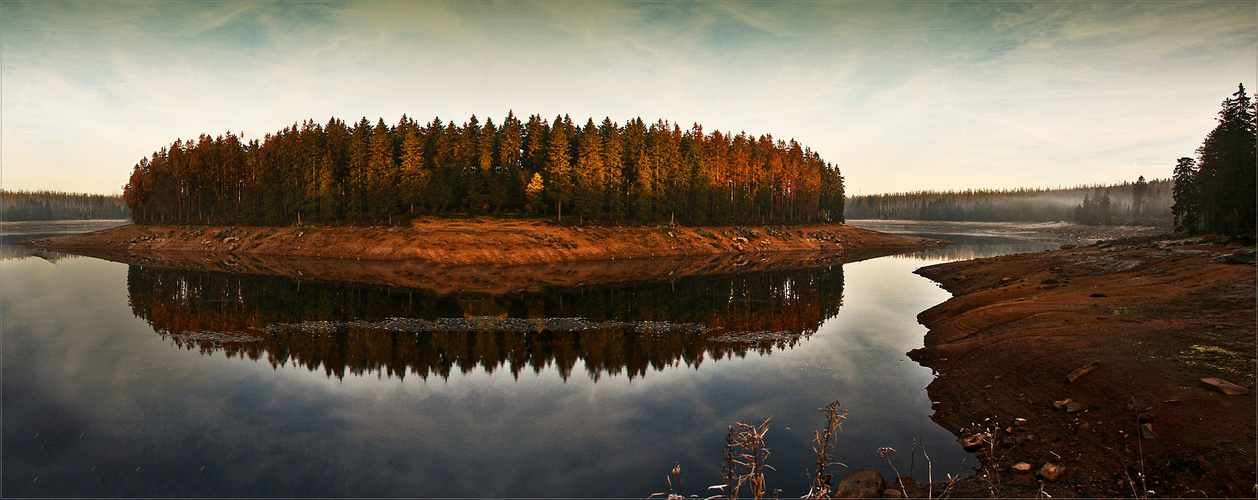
1;1;1254;194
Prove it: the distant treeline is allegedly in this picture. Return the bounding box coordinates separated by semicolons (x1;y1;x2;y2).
1172;84;1256;238
845;181;1173;226
122;113;845;226
1;190;129;221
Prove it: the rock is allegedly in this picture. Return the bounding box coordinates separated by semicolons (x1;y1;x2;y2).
957;434;986;451
1141;423;1157;440
1054;398;1083;412
1038;463;1067;482
1201;377;1249;395
1224;252;1256;265
882;488;903;498
1066;361;1101;382
1060;244;1077;250
1041;278;1060;284
1012;462;1033;473
834;468;888;498
1090;292;1107;297
1137;412;1156;423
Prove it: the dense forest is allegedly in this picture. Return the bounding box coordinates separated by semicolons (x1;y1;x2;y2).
122;113;845;226
844;180;1173;226
128;264;844;381
1172;84;1256;239
1;190;129;221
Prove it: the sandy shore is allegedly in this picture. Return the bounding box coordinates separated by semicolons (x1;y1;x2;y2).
905;236;1255;498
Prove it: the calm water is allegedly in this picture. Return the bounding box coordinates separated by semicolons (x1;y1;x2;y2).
2;220;1059;497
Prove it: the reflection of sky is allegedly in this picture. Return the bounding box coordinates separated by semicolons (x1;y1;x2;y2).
1;231;1047;497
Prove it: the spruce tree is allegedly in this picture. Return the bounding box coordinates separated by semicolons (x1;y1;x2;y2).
1193;84;1256;236
1172;157;1200;233
544;116;574;222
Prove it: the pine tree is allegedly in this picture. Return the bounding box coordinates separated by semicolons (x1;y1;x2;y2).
399;124;428;214
1172;157;1200;233
1132;175;1149;221
599;118;625;220
497;111;524;211
574;119;605;222
544;115;574;222
1193;84;1256;236
367;118;397;220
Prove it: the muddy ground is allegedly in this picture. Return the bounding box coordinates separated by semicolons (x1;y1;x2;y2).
903;236;1255;498
20;219;945;293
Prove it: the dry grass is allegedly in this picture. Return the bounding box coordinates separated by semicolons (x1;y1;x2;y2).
805;401;848;499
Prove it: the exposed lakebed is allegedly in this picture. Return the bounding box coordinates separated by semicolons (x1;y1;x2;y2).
3;220;1060;497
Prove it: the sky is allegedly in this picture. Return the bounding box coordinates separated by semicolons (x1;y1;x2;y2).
2;1;1255;196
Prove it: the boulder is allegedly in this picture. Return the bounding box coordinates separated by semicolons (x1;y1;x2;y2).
834;468;888;498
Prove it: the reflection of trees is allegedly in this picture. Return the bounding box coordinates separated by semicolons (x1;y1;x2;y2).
127;265;844;381
891;242;1057;262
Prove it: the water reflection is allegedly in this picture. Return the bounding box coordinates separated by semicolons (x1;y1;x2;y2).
889;233;1059;261
6;222;1067;497
1;220;126;261
127;264;844;381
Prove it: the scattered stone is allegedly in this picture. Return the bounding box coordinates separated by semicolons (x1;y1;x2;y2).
1137;412;1156;423
833;468;888;498
1201;377;1249;395
1066;361;1101;382
1065;401;1083;413
1140;423;1157;440
1012;462;1033;473
1038;463;1067;482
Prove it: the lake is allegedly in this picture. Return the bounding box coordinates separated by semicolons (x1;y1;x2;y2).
2;220;1060;497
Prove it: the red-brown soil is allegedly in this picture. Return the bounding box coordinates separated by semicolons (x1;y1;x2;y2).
906;238;1255;498
21;219;945;293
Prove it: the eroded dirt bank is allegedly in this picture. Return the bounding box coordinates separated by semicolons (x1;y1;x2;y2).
907;238;1255;498
20;219;945;293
